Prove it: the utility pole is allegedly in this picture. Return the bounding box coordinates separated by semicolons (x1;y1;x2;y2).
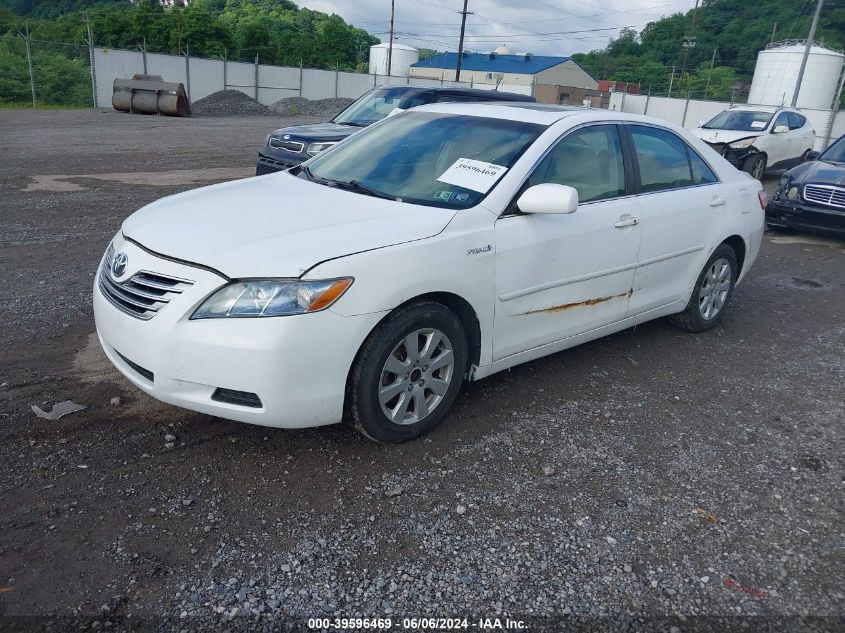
386;0;395;77
703;47;717;99
792;0;824;107
455;0;472;83
23;20;35;108
679;0;700;79
770;22;777;45
84;13;98;108
668;65;676;98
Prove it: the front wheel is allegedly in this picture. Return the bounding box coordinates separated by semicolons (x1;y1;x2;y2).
743;154;766;180
346;301;468;443
669;244;738;333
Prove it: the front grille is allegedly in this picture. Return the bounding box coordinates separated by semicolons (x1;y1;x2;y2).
98;244;194;320
803;184;845;209
211;388;263;408
268;138;305;153
114;350;154;382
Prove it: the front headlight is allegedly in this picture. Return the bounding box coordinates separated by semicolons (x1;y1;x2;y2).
306;141;338;156
266;133;273;147
729;138;757;149
786;186;800;200
191;278;353;319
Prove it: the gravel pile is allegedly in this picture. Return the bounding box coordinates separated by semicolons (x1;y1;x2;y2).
270;96;354;117
191;90;270;116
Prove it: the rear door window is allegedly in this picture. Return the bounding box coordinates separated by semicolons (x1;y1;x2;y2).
687;148;717;185
629;126;694;192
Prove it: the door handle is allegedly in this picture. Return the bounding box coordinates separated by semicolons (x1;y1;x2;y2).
709;197;726;207
614;215;640;228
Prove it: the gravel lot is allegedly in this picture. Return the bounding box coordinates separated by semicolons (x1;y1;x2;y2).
0;109;843;632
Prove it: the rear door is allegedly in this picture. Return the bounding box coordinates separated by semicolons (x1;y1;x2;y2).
625;124;729;316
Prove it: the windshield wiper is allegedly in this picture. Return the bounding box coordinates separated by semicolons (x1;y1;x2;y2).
331;179;399;201
336;121;366;127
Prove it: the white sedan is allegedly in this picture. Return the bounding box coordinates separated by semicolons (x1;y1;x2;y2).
94;103;765;442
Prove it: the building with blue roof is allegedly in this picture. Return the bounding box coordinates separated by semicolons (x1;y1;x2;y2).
409;46;599;105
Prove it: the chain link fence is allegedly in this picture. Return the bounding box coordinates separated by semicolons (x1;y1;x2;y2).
0;34;93;107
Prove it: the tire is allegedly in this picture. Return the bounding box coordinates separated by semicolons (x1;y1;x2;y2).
669;244;738;333
800;149;812;163
346;301;468;443
743;154;766;180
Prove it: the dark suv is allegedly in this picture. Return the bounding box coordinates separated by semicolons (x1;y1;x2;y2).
256;86;536;175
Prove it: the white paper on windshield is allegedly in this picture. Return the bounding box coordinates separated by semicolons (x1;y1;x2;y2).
387;107;404;117
750;120;766;129
436;158;508;193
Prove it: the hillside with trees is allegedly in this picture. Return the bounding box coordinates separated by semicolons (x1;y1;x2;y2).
571;0;845;102
0;0;378;69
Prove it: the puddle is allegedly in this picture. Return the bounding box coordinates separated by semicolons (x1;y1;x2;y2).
769;234;845;255
23;167;253;192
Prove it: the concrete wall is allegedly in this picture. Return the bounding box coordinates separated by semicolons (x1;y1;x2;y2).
608;91;845;151
94;47;515;109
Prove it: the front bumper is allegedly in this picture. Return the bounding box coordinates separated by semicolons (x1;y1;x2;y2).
256;148;307;175
766;198;845;236
704;142;756;169
93;235;386;428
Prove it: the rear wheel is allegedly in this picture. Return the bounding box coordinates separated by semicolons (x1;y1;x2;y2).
346;301;468;443
743;154;766;180
669;244;738;333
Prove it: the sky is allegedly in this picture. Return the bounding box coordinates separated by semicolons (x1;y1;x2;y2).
295;0;700;57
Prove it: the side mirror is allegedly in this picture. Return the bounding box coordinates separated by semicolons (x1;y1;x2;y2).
805;150;821;161
517;183;578;215
772;125;789;134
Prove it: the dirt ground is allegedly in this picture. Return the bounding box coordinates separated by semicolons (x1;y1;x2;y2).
0;109;843;632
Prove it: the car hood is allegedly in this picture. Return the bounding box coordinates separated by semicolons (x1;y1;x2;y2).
788;159;845;185
122;173;457;278
692;128;762;144
269;122;358;143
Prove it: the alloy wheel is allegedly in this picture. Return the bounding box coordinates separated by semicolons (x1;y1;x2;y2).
378;328;455;425
698;257;732;320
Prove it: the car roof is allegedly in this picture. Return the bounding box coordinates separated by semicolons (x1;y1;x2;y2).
374;84;534;102
726;104;796;113
410;101;681;127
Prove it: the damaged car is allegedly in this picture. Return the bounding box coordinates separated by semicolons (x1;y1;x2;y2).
692;105;815;179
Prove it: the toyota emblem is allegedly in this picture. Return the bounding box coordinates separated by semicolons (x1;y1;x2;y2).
112;252;128;278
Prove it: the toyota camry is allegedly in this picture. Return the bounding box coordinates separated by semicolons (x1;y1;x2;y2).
94;103;765;442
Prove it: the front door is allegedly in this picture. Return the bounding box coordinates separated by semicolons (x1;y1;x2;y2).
493;124;642;361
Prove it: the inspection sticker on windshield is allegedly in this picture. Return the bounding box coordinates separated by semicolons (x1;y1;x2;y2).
437;158;508;193
750;120;766;129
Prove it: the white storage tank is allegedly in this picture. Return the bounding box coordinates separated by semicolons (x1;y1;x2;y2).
369;42;419;76
748;42;844;109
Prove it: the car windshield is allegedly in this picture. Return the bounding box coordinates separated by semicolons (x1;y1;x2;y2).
703;110;774;132
304;111;544;209
820;136;845;163
332;87;426;127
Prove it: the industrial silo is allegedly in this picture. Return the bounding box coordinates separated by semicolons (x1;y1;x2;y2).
369;43;420;76
748;42;844;109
